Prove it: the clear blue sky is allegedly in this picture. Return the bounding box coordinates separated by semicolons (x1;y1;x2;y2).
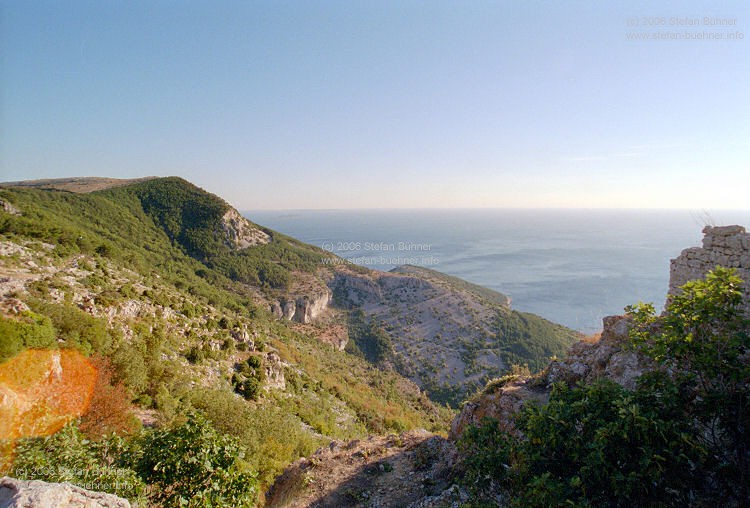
1;1;748;209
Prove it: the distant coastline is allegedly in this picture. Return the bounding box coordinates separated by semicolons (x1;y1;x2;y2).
248;208;750;333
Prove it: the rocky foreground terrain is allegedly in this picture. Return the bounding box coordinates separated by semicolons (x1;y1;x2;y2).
266;225;750;507
265;313;646;507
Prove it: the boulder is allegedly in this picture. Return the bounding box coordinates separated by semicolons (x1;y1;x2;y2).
0;477;130;508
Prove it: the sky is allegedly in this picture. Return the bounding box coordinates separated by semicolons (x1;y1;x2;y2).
1;1;748;210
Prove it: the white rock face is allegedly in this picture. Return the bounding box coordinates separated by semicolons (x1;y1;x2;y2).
263;351;286;390
0;477;130;508
292;292;333;323
220;209;270;249
271;288;333;324
0;200;21;216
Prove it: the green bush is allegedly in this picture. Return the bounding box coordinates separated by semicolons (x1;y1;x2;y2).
133;412;257;507
10;424;148;504
460;268;750;506
0;312;56;362
232;356;265;400
628;266;750;503
27;300;113;355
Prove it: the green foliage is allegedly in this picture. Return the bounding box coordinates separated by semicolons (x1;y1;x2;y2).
0;311;56;362
133;412;257;507
188;388;326;489
10;416;257;508
115;177;324;290
493;311;578;373
457;417;512;494
27;300;114;356
628;266;750;503
347;311;393;364
460;378;706;507
460;267;750;506
109;320;174;399
232;356;265;400
10;424;148;504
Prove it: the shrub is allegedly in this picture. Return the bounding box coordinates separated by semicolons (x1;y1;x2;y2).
0;312;56;363
628;266;750;503
9;424;148;503
133;412;257;507
79;356;139;439
460;268;749;506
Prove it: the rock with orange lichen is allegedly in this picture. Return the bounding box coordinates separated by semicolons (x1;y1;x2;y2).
0;350;97;444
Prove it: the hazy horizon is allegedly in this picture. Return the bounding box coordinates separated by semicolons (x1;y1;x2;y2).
2;1;748;209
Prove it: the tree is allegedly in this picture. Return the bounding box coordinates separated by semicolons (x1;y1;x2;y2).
628;266;750;503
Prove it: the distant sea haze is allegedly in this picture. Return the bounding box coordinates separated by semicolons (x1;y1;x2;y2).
247;209;750;334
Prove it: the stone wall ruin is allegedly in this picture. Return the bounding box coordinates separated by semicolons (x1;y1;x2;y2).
669;225;750;309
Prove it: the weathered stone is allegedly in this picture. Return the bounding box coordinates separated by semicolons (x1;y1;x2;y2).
0;477;130;508
270;302;283;319
449;314;650;442
263;351;286;390
293;292;332;324
704;225;746;236
281;301;296;320
0;200;21;216
669;225;750;314
219;208;270;249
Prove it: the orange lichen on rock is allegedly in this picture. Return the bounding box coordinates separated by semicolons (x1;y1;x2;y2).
0;349;97;469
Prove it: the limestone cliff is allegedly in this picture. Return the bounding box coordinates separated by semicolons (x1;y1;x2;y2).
220;208;270;249
270;272;333;324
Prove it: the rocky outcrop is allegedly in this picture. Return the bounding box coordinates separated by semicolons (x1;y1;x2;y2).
271;291;333;324
263;351;286;390
0;200;21;216
271;271;334;325
0;477;130;508
449;314;651;441
448;376;549;441
544;315;648;390
670;225;750;311
220;208;270;249
330;267;577;406
293;293;332;323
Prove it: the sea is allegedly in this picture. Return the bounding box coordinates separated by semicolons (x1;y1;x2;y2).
245;209;750;334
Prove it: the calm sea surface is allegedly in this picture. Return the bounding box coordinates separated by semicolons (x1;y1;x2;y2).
246;209;750;334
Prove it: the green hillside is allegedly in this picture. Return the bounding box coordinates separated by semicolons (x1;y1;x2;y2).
0;178;452;505
0;176;582;505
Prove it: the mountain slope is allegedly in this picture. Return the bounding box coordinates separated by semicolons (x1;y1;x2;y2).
1;176;580;407
0;175;580;503
333;265;579;406
0;179;452;497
